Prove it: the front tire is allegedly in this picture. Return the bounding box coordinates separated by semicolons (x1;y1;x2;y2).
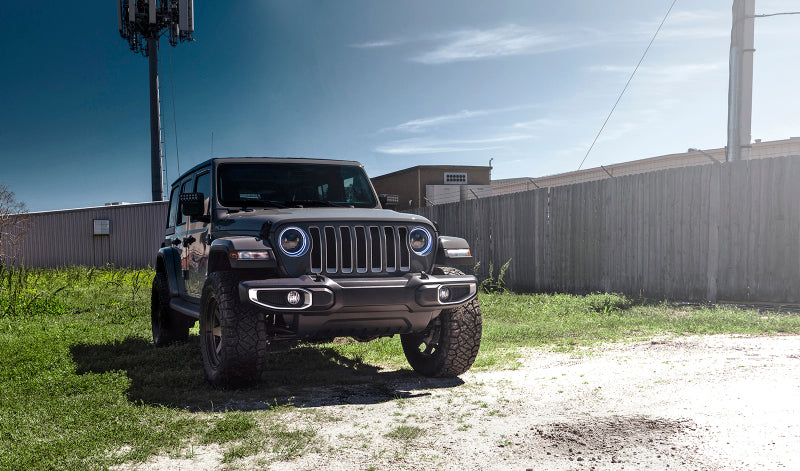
151;272;193;347
200;272;267;388
401;267;482;377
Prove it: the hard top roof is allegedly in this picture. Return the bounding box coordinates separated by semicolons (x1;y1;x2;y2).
172;156;365;187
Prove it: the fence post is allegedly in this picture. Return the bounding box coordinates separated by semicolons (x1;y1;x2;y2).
706;164;720;302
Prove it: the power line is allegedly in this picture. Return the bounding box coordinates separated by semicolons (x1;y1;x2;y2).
753;12;800;18
577;0;678;170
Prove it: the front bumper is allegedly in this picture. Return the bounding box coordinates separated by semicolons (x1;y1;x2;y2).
237;273;477;339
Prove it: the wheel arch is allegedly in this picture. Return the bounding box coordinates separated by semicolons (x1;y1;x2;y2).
156;247;182;298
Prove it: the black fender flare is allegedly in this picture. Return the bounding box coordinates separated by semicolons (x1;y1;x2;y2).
435;236;474;266
156;247;182;298
208;237;277;271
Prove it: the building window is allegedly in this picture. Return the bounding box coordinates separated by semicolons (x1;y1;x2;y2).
444;172;468;184
93;219;110;236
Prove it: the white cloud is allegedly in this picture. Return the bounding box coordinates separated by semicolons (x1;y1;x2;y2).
350;39;405;48
413;25;563;64
590;63;724;83
513;118;564;130
388;110;495;133
375;135;532;155
384;105;535;133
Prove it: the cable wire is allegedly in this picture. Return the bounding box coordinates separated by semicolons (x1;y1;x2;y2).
577;0;678;170
753;12;800;18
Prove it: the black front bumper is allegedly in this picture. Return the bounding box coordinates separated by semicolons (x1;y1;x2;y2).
238;273;477;339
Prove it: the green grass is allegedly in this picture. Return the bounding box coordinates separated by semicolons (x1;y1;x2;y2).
475;291;800;367
1;266;800;469
384;425;425;441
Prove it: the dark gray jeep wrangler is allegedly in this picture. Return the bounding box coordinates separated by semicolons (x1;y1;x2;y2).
152;157;481;387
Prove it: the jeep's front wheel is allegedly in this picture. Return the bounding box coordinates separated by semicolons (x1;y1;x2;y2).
151;272;193;347
200;272;267;388
400;267;482;377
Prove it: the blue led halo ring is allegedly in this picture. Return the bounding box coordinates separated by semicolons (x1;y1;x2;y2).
408;226;433;256
278;226;310;257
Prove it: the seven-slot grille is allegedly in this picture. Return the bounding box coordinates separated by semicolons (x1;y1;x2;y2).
307;224;412;275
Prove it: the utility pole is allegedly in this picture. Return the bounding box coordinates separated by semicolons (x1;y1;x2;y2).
726;0;755;162
118;0;194;201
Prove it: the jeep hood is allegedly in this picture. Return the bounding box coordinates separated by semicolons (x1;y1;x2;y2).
214;207;434;235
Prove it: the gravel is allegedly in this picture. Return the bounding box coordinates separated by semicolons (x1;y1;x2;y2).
120;334;800;470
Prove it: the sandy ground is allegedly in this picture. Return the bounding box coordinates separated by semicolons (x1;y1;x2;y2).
121;335;800;470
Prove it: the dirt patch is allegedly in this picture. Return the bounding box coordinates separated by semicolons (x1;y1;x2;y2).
533;417;698;468
118;335;800;470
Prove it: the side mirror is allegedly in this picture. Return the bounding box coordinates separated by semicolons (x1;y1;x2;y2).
180;192;205;218
379;193;399;209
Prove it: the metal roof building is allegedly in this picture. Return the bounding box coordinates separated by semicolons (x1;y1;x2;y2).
15;201;168;268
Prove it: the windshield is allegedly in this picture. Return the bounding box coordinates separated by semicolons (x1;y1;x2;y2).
217;162;378;208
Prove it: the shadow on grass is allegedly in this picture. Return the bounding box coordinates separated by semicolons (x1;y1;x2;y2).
70;335;463;411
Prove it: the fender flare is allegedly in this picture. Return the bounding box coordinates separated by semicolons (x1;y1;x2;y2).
156;247;182;298
435;236;474;266
208;237;277;271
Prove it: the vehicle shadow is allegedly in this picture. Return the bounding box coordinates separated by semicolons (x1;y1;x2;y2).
70;335;464;412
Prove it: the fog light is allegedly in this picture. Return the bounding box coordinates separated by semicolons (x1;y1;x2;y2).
287;290;302;306
438;286;451;302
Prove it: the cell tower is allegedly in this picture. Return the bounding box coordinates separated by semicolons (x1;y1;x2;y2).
117;0;194;201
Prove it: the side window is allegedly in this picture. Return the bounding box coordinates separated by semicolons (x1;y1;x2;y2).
167;186;180;228
194;171;212;221
177;179;192;226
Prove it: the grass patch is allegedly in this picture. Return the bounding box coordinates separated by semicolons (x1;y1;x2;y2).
2;266;799;469
384;425;425;441
475;291;800;367
202;412;257;444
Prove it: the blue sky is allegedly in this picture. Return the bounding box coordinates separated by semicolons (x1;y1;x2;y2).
3;1;800;212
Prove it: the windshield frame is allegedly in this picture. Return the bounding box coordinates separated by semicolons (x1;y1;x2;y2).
216;161;379;209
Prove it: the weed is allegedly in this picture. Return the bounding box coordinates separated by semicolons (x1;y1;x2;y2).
202;412;257;444
265;423;317;459
385;425;425;441
475;258;512;293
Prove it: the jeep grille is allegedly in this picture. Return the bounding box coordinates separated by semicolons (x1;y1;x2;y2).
308;225;411;275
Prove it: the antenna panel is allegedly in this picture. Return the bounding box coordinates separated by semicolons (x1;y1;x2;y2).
188;0;194;33
149;0;156;24
117;0;123;32
179;0;194;33
128;0;136;23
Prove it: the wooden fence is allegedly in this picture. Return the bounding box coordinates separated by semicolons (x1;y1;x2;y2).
412;155;800;303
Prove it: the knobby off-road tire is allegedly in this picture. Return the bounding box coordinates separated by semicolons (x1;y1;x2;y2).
151;272;193;347
401;267;482;377
200;271;267;388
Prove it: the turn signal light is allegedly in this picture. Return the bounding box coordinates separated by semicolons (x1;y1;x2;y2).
230;250;272;260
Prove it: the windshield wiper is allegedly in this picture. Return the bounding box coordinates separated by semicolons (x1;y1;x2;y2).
285;200;347;208
257;200;288;208
226;200;287;212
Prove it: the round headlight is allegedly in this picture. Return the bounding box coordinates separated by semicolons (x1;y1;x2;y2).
278;227;309;257
408;226;433;255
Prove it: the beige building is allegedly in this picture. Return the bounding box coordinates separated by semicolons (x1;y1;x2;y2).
371;165;492;210
492;137;800;196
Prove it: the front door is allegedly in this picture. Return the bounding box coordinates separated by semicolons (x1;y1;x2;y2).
184;169;212;299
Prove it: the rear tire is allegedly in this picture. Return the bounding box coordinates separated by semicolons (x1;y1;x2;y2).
401;267;482;377
200;272;267;388
151;272;193;347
